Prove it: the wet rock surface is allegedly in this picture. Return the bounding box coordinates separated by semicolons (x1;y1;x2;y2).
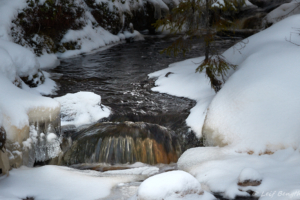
60;122;181;165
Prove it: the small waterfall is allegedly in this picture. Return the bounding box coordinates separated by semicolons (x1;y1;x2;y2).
60;122;181;165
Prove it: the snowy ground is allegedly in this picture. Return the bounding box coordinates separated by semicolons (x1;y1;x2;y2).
0;165;136;200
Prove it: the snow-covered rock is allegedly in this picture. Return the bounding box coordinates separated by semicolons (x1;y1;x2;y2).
135;170;215;200
203;15;300;153
238;168;262;186
54;92;110;127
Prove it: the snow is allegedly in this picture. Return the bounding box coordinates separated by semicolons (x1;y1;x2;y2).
0;39;39;77
0;0;27;41
29;71;58;96
46;132;57;142
37;53;60;70
150;12;300;200
134;170;215;200
0;165;135;200
265;0;300;25
0;40;59;147
104;166;159;176
238;168;262;183
203;15;300;153
54;92;111;127
120;30;145;41
178;147;300;200
59;22;121;58
0;72;60;142
0;47;17;82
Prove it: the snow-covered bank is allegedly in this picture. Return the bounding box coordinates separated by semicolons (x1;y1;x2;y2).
204;15;300;153
150;15;300;152
0;38;60;171
0;165;135;200
150;14;300;199
178;147;300;200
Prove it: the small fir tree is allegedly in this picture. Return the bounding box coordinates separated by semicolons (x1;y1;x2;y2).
154;0;245;92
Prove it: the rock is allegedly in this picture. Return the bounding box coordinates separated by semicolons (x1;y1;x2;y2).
60;122;181;165
12;77;22;88
238;180;262;187
0;127;10;175
165;72;174;77
0;149;10;175
21;70;45;88
242;13;266;29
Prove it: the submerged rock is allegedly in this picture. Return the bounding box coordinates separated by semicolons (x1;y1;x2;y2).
60;121;181;165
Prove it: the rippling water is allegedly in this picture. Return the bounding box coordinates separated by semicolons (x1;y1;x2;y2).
49;36;237;151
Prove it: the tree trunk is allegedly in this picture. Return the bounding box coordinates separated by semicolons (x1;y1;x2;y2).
205;0;210;62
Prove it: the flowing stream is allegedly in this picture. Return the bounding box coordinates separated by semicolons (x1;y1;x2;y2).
50;36;236;151
48;35;248;199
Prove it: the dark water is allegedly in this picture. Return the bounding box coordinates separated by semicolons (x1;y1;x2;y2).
49;36;237;152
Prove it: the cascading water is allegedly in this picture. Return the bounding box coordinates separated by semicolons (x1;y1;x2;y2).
60;121;181;165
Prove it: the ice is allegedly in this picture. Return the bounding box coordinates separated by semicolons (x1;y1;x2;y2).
133;170;215;200
22;125;61;163
54;92;111;127
0;165;136;200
